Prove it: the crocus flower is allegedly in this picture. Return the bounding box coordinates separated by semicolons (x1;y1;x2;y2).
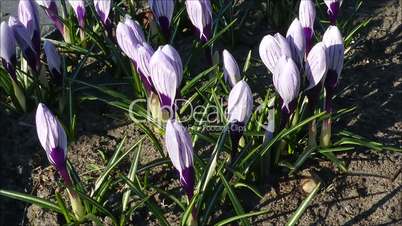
0;21;17;79
36;103;70;185
135;42;155;93
227;80;253;158
286;18;305;69
150;45;183;111
18;0;40;56
259;33;292;75
165;119;195;199
325;0;342;24
185;0;212;43
299;0;316;53
44;40;62;85
68;0;86;28
8;16;38;72
94;0;111;25
36;0;64;35
273;56;300;127
149;0;174;38
223;49;241;88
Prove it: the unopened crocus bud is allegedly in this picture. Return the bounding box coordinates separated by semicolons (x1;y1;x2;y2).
36;0;64;35
18;0;40;56
185;0;212;43
273;56;300;127
299;0;316;53
228;80;253;125
68;0;86;28
116;21;139;62
36;103;70;184
227;80;253;158
165;119;195;199
323;25;344;99
149;0;174;38
8;16;37;72
325;0;342;24
94;0;111;25
136;42;155;93
44;40;62;85
223;49;241;88
259;33;292;75
150;45;183;111
1;21;17;79
305;42;328;113
286;18;305;69
124;16;146;43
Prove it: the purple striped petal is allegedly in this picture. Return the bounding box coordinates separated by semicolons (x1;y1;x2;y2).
185;0;212;42
286;18;305;69
323;25;344;88
227;80;253;124
68;0;86;28
18;0;41;54
1;21;17;78
149;0;174;36
305;42;328;90
259;33;292;75
94;0;111;24
223;49;241;88
299;0;315;53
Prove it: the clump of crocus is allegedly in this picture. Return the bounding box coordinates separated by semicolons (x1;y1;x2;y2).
259;33;292;75
1;21;17;79
299;0;316;54
222;49;241;88
185;0;212;43
305;42;328;147
149;0;175;40
273;56;300;128
165;119;195;200
286;18;305;70
44;40;63;86
35;103;85;220
321;25;344;147
227;80;253;159
325;0;342;25
36;0;64;35
94;0;112;34
8;16;38;73
149;44;183;117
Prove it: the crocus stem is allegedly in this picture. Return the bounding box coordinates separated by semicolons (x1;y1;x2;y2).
66;186;85;221
229;122;243;162
320;88;334;147
308;119;318;148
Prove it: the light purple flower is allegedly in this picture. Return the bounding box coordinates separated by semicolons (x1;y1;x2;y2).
322;25;344;91
185;0;212;42
286;18;305;69
68;0;86;28
135;42;155;93
227;80;253;124
299;0;316;53
149;45;183;109
223;49;241;88
18;0;40;55
324;0;342;24
94;0;111;25
36;0;64;34
8;16;37;71
149;0;174;36
305;42;328;90
165;119;194;199
124;16;146;43
36;103;70;185
259;33;292;75
273;56;300;112
44;40;62;84
1;21;17;78
116;21;139;62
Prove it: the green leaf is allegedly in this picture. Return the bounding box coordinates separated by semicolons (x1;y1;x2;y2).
215;209;269;226
286;182;321;226
0;190;62;213
122;143;142;211
202;19;238;48
321;152;347;172
56;192;72;223
219;174;250;226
